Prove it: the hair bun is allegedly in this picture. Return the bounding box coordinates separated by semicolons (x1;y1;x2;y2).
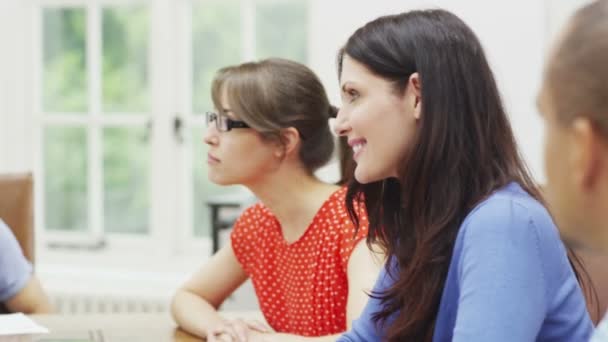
328;105;339;118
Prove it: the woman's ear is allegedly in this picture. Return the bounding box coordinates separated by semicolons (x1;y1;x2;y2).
409;72;422;120
276;127;301;158
571;117;603;191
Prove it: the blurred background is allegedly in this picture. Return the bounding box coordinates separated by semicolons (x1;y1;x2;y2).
0;0;589;314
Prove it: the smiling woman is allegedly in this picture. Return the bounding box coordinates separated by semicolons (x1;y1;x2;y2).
334;9;593;342
336;54;419;184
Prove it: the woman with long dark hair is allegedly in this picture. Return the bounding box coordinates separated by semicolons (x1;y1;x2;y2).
333;9;593;341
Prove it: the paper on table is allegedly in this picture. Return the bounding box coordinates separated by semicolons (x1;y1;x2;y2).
0;313;49;335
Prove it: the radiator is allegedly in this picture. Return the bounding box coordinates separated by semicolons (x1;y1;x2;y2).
50;292;170;314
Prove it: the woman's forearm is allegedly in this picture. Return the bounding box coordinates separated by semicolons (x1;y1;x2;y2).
171;289;225;338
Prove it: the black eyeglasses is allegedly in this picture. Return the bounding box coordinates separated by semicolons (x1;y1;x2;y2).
206;111;250;132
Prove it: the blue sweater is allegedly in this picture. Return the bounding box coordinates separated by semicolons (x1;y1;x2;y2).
339;183;593;341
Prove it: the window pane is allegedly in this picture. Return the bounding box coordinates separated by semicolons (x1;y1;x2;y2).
255;0;308;63
103;127;149;234
192;0;242;114
43;8;87;113
192;127;246;237
44;127;88;231
102;7;149;113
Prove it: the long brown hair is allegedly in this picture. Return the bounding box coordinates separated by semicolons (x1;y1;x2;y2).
338;9;589;341
211;58;350;182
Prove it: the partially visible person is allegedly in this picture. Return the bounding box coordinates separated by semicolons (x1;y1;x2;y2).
333;8;593;342
0;219;52;313
171;58;383;342
537;0;608;339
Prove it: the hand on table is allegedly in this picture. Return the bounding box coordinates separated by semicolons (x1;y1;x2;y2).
208;318;273;342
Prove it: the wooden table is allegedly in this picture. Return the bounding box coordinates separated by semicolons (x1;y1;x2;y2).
16;312;265;342
18;313;201;341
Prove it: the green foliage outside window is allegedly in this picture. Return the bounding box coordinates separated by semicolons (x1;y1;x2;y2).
43;2;308;236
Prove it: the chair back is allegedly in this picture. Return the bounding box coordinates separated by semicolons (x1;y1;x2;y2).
0;173;34;263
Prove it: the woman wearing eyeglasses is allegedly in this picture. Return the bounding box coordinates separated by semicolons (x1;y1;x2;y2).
171;58;383;342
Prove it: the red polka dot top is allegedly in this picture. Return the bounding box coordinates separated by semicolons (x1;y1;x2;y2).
230;187;369;336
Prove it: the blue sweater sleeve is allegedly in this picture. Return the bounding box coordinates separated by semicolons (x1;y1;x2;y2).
0;220;33;302
452;200;547;341
340;185;591;341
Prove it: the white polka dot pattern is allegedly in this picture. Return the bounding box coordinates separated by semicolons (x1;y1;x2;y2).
230;187;369;336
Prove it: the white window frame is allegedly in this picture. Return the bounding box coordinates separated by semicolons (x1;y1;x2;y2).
31;0;311;259
32;0;182;256
175;0;259;254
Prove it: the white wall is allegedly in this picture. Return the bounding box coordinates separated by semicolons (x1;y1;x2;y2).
546;0;593;44
0;0;592;179
0;1;33;173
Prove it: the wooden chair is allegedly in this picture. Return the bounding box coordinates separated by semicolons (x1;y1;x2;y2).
0;172;34;312
0;172;34;263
